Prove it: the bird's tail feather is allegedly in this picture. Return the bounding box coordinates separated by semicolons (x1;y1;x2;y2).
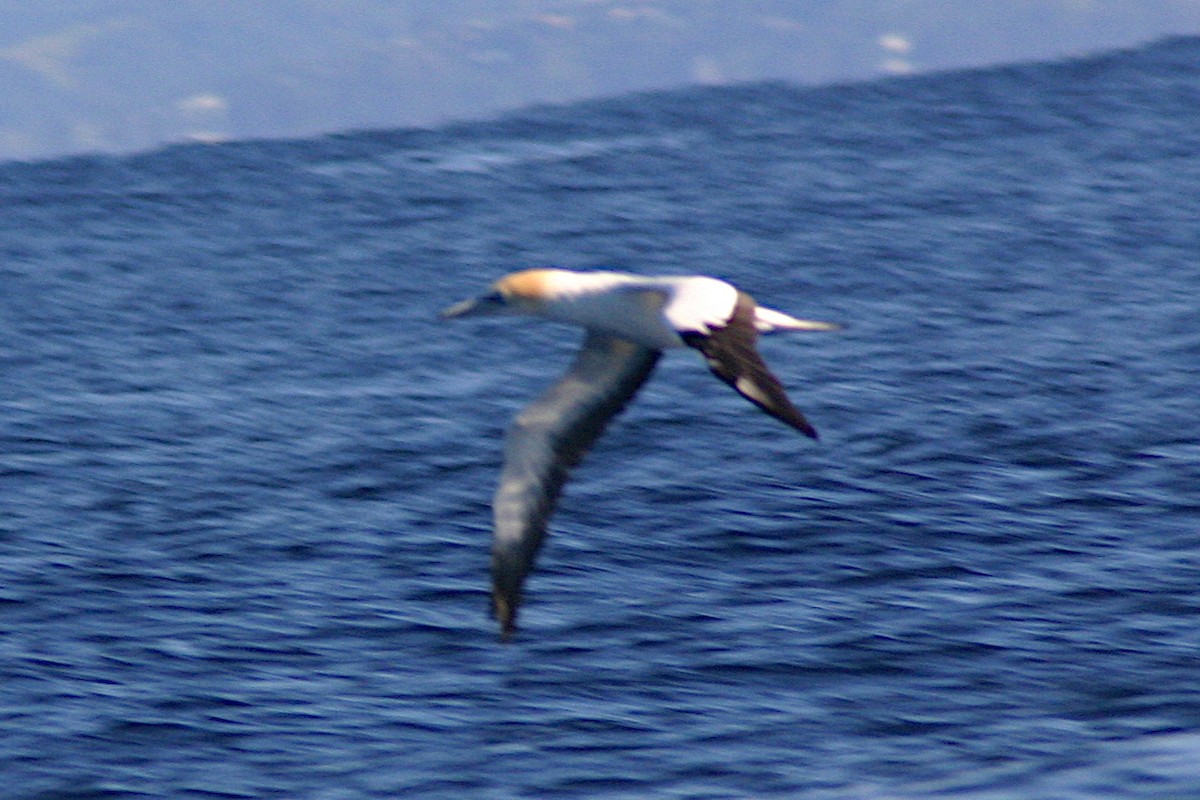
754;306;841;333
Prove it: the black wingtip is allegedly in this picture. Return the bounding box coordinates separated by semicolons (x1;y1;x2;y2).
759;392;819;439
491;586;519;642
788;414;819;440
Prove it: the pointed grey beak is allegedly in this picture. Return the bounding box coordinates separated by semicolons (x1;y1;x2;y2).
439;290;507;319
440;297;482;319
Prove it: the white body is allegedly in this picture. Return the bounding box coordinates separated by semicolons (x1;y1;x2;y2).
533;271;733;349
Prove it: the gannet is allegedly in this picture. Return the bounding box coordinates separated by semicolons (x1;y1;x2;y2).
441;268;839;639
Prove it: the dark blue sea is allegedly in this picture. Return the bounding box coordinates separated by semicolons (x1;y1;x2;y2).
4;36;1200;800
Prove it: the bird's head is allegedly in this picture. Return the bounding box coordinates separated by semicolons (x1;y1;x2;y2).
440;269;560;319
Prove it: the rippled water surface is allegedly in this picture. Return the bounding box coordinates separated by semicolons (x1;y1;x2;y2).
3;38;1200;800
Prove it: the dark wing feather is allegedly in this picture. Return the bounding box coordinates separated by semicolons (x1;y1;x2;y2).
491;331;661;639
681;291;818;439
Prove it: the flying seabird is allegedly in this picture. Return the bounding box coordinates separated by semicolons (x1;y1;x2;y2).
441;268;839;638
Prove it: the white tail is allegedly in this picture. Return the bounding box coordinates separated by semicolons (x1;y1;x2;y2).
754;306;842;334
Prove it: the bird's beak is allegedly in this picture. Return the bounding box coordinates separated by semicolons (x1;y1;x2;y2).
440;290;508;319
439;297;482;319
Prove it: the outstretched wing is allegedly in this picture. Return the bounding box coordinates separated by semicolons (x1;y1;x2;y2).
491;331;661;639
680;291;818;439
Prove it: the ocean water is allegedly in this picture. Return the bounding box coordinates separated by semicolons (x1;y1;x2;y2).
3;36;1200;800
